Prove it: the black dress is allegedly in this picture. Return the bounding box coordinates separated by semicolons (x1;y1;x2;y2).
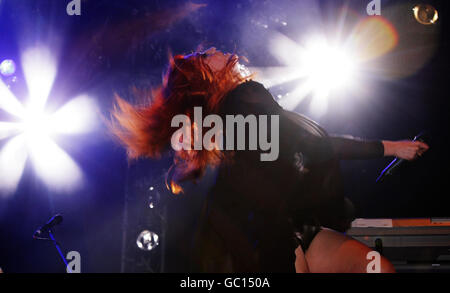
189;80;384;272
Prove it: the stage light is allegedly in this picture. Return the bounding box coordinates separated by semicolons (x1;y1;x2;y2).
0;122;21;140
250;13;400;117
22;47;57;113
136;230;160;251
27;135;83;192
258;33;358;116
0;78;26;118
148;186;161;209
0;135;28;194
293;39;357;116
22;109;52;139
0;59;16;76
49;95;99;135
302;39;356;96
0;47;98;196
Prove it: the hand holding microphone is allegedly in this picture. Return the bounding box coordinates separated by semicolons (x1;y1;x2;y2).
382;140;429;161
376;132;429;182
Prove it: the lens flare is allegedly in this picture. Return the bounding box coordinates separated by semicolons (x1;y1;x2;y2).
27;136;83;192
0;59;16;76
262;32;359;116
302;39;356;93
0;122;22;140
413;4;438;25
350;16;399;62
0;46;98;195
21;109;53;140
251;8;403;117
0;79;26;118
0;135;28;196
21;47;57;114
49;95;99;135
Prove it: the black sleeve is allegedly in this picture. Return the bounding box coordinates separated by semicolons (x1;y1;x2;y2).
329;135;384;160
222;80;384;161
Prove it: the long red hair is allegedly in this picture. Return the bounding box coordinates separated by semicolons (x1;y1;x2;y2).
110;50;251;186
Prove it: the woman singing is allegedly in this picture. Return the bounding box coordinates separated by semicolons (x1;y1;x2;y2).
111;47;428;273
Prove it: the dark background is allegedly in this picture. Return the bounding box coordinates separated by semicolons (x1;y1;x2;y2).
0;0;448;272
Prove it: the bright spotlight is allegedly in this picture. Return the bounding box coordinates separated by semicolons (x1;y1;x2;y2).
265;35;358;116
49;95;100;135
254;32;361;116
254;13;399;117
0;135;28;194
0;47;98;196
302;39;356;95
22;47;57;113
0;79;26;118
301;40;357;116
21;110;52;140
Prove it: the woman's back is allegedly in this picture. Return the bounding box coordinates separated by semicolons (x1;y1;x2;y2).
190;81;352;272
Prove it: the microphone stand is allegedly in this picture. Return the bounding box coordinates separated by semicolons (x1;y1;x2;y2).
33;214;71;272
47;229;72;273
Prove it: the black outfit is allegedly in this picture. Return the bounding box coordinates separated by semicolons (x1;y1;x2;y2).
190;81;384;272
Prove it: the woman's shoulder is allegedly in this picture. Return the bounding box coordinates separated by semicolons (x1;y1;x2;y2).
222;80;280;113
231;80;269;97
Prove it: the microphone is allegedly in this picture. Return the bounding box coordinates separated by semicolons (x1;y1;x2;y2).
376;132;426;183
33;214;63;239
33;214;71;271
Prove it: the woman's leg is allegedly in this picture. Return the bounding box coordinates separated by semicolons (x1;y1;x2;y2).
295;228;396;273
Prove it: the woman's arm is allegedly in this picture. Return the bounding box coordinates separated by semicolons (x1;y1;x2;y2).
381;140;429;160
329;136;384;160
223;81;429;161
328;136;429;161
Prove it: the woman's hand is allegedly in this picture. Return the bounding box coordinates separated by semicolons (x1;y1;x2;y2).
382;140;429;160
